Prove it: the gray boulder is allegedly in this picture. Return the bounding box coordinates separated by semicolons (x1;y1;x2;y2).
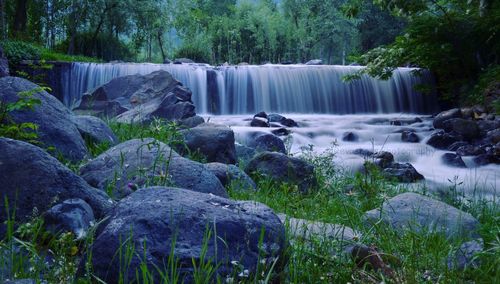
0;77;88;161
86;187;286;283
0;138;112;238
178;123;237;164
364;193;480;239
456;145;485;156
447;239;483;270
0;46;8;77
72;115;118;146
245;152;317;192
486;128;500;144
43;199;95;239
79;138;228;198
235;143;257;165
433;108;462;129
372;151;394;168
77;70;197;123
205;162;256;191
250;117;270;127
178;115;205;128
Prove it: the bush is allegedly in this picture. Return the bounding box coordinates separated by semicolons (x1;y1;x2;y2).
174;37;212;63
0;40;41;63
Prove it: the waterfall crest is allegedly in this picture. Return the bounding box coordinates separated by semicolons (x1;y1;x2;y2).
64;62;438;114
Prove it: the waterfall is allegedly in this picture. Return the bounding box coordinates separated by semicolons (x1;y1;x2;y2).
63;62;438;114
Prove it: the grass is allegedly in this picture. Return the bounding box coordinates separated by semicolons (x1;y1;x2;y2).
1;119;499;283
1;40;101;63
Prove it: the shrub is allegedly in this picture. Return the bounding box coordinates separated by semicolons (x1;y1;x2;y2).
0;40;41;64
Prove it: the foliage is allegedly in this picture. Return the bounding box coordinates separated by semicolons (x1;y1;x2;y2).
0;88;41;143
347;0;500;103
0;40;41;63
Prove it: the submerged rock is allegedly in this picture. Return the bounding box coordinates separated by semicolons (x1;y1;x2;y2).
0;138;112;238
342;132;359;142
245;151;316;192
79;138;227;198
364;192;480;239
382;162;424;183
401;130;420;143
0;77;88;161
441;153;467;168
86;187;286;283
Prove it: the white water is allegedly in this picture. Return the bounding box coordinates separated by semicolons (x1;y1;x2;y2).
209;114;499;201
64;63;438;115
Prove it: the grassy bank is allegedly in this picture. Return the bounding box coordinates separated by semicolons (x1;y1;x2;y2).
1;120;499;283
1;40;101;63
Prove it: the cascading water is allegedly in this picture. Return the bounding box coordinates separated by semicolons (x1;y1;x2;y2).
63;62;438;114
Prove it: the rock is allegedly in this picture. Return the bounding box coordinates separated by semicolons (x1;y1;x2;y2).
72;115;118;146
77;70;197;124
427;130;463;150
0;138;112;238
245;152;317;192
364;192;480;239
353;148;374;157
173;58;195;64
342;132;358;142
473;153;500;166
43;199;95;239
456;145;485;156
441;153;467;168
433;108;462;129
447;141;469;151
0;46;9;77
267;113;284;122
0;77;88;161
372;151;394;168
254;111;268;119
401;131;420;143
390;117;422;126
305;59;322;65
205;162;256;191
278;214;359;253
382;163;424;182
250;117;269;127
178;123;237;164
486;128;500;144
85;187;286;283
442;118;480;140
447;239;483;270
247;132;287;154
235;143;257;165
282;118;298;127
79;138;227;198
178;115;205;128
271;127;291;136
477;120;500;135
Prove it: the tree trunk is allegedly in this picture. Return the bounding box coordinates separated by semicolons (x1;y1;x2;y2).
0;0;6;40
13;0;28;38
157;30;166;62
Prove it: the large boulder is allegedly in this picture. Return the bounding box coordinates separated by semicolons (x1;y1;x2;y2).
72;115;118;146
0;77;88;161
177;123;237;164
205;162;256;191
43;198;95;239
0;138;112;238
433;108;462;129
0;46;8;77
245;152;317;192
76;70;197;123
86;187;286;283
364;193;480;239
79;138;228;198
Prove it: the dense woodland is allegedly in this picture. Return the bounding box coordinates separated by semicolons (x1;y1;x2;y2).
0;0;499;104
